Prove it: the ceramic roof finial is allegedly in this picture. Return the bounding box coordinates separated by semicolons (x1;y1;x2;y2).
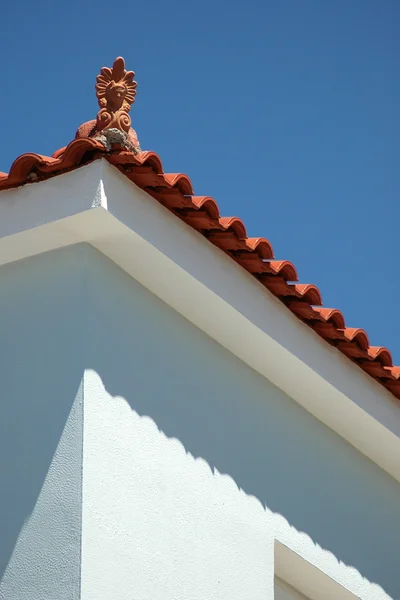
75;56;141;153
95;57;137;135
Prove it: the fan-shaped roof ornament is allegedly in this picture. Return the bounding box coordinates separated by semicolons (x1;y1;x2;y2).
75;56;141;153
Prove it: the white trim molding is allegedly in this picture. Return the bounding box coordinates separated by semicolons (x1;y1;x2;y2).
0;158;399;485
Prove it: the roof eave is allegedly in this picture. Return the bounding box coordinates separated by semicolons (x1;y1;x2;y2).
1;158;399;482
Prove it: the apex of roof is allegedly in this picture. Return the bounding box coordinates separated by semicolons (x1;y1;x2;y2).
0;57;399;401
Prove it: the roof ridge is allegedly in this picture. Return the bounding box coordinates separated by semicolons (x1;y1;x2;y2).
0;137;399;401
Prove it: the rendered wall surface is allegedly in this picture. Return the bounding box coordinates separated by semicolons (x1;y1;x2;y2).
82;245;400;599
0;247;85;600
1;244;399;600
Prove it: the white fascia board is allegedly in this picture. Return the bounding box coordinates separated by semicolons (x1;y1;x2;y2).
0;158;399;482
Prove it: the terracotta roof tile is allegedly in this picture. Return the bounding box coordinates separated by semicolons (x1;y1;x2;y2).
0;137;399;401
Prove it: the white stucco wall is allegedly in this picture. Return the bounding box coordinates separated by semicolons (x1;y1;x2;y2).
0;247;85;600
1;244;399;599
81;245;400;600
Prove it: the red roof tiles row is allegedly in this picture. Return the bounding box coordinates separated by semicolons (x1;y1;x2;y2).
1;137;399;400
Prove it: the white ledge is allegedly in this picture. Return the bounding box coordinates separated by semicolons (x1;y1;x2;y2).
0;159;399;483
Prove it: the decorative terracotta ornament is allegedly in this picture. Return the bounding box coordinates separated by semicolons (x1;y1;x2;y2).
75;56;141;153
95;57;137;134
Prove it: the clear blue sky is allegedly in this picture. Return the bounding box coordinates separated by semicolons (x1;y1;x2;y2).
1;1;398;361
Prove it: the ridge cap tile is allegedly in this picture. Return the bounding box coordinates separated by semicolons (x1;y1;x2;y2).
0;141;398;401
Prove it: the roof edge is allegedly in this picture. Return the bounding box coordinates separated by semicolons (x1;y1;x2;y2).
0;159;399;483
1;138;398;403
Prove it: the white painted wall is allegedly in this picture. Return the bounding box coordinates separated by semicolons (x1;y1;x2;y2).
1;244;399;600
0;247;85;600
81;245;399;600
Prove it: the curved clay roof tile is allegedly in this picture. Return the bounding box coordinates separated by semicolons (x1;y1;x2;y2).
219;217;247;239
312;307;346;329
343;328;370;350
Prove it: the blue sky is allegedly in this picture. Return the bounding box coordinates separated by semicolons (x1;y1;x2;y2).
1;1;398;361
